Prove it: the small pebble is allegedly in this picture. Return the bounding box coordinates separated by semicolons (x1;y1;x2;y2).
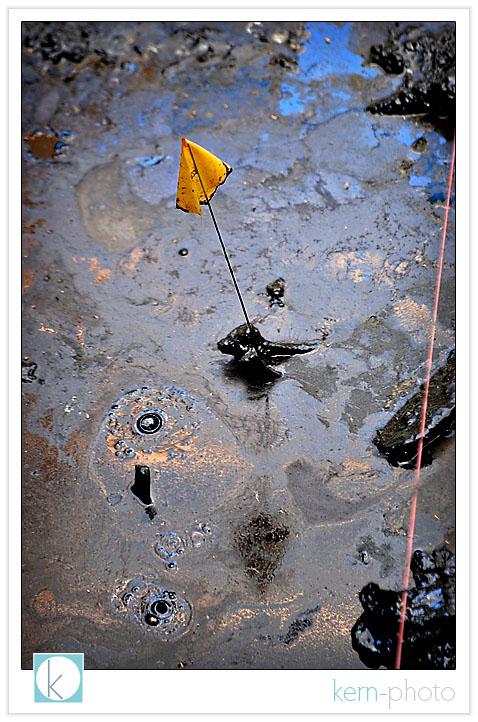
107;493;122;506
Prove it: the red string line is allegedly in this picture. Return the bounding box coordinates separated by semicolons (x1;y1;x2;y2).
394;133;456;670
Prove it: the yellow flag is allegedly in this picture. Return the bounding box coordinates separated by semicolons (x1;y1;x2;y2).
176;138;232;216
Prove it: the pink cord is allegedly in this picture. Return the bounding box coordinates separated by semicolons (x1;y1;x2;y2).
394;133;456;670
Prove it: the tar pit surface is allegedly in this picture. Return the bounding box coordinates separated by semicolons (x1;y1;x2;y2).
22;20;455;669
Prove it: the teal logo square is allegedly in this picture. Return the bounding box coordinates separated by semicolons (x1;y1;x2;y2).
34;653;83;703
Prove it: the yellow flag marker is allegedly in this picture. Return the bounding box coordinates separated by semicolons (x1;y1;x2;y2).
175;137;254;336
176;138;232;215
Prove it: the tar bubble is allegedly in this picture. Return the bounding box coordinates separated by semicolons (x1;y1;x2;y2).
135;410;163;435
112;577;192;638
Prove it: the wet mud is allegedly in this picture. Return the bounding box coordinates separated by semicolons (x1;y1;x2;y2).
21;20;455;670
351;546;455;669
75;155;158;252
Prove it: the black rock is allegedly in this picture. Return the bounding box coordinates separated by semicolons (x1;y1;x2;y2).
373;348;455;468
217;323;323;381
366;25;455;138
351;546;455;669
266;277;286;307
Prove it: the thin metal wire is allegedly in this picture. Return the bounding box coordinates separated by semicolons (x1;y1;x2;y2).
186;143;254;336
394;133;456;669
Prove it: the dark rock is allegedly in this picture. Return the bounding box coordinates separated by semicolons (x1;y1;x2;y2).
269;54;298;71
351;546;455;669
22;360;38;383
266;277;286;307
373;348;455;468
369;43;405;74
218;323;323;381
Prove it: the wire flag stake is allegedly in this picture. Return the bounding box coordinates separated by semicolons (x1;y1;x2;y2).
176;137;254;336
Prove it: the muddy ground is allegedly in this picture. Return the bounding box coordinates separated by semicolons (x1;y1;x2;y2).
21;20;455;669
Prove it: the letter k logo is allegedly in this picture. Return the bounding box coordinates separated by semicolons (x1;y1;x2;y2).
34;654;83;703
